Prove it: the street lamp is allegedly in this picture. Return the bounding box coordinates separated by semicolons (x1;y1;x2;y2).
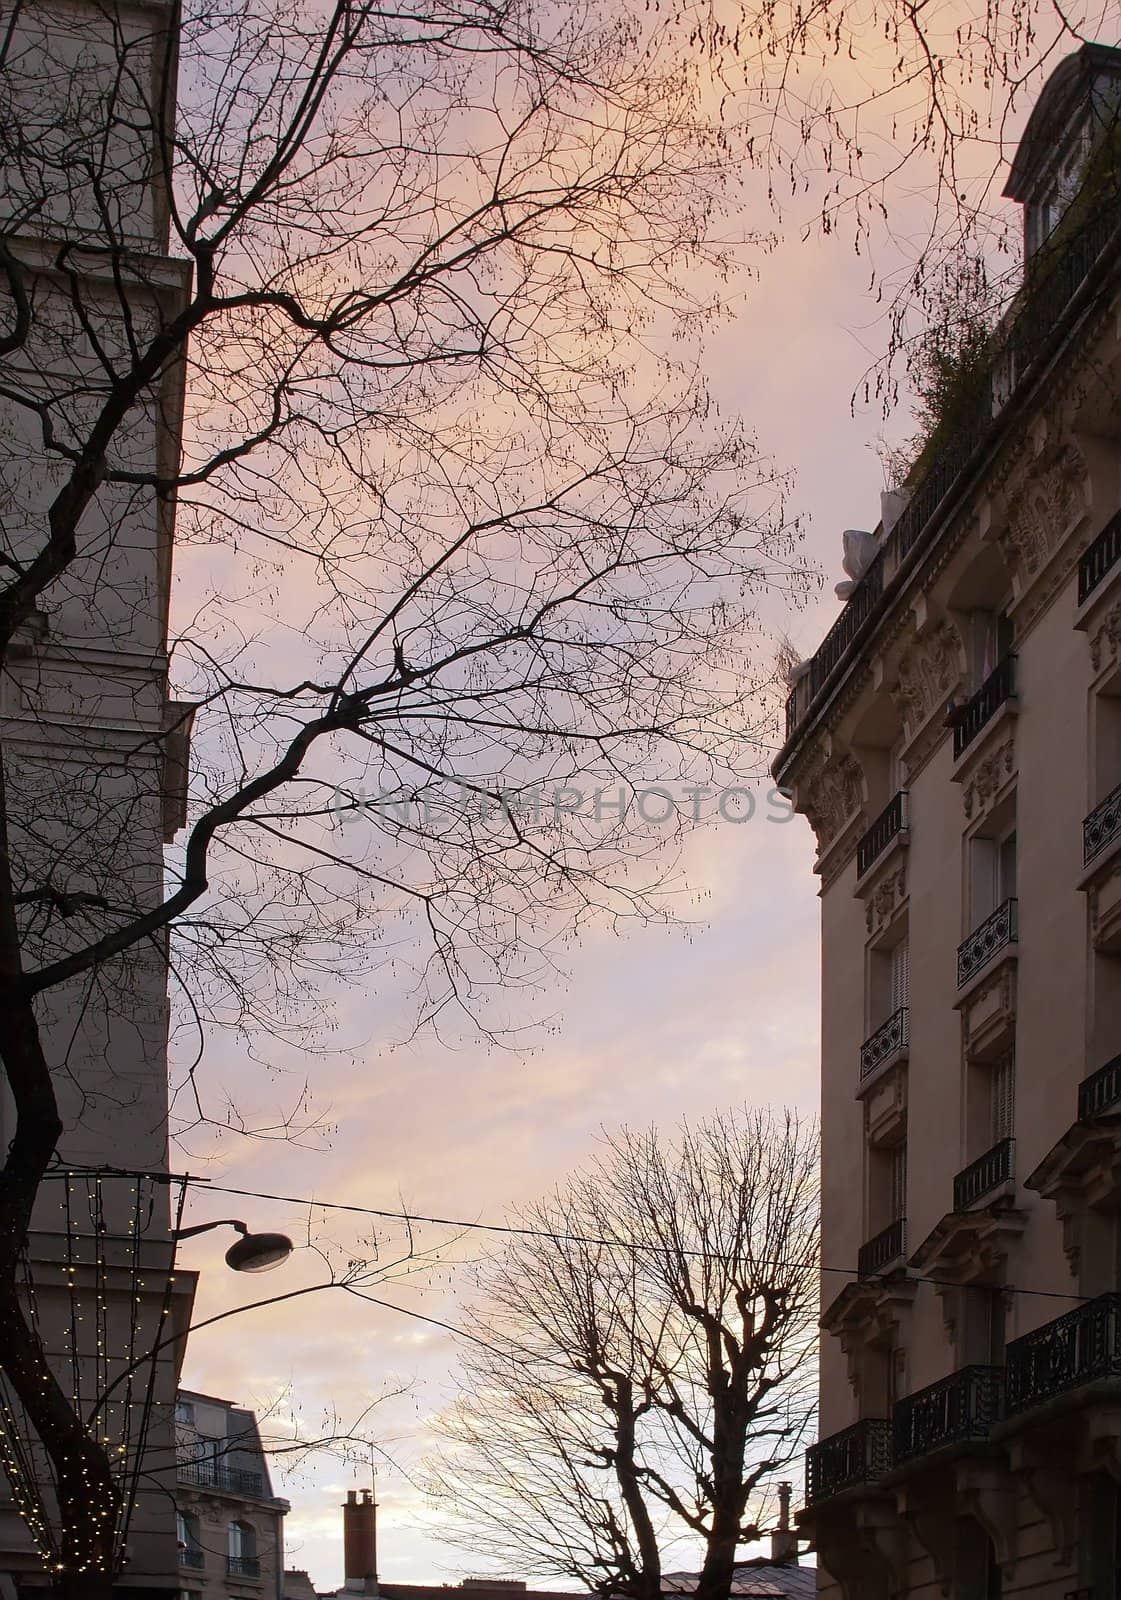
172;1218;294;1273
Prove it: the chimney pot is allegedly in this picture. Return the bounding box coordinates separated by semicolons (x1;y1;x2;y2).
769;1482;798;1566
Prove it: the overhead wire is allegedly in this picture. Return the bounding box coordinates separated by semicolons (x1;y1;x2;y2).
44;1166;1095;1305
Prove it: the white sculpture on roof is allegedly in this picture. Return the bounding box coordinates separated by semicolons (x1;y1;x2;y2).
834;528;879;600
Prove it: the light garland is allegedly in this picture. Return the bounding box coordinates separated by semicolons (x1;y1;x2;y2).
0;1173;190;1579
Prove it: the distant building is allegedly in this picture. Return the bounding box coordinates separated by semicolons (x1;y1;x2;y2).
774;38;1121;1600
176;1389;290;1600
300;1483;811;1600
660;1484;812;1600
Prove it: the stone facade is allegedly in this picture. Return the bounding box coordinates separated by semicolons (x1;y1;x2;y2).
176;1392;288;1600
774;43;1121;1600
0;0;192;1588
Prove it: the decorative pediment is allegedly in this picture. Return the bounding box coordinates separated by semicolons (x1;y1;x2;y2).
1027;1115;1121;1271
821;1274;918;1394
909;1205;1027;1286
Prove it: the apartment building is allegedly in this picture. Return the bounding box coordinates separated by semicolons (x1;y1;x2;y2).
176;1391;289;1600
772;42;1121;1600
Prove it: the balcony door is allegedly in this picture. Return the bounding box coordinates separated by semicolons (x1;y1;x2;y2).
970;828;1017;925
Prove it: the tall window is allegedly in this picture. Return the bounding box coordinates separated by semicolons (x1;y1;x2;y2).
970;826;1017;924
966;609;1014;692
991;1050;1015;1144
890;1141;907;1223
228;1522;256;1569
891;940;910;1017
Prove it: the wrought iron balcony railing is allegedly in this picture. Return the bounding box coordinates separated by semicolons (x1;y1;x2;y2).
809;552;886;703
1084;780;1121;867
857;1218;906;1279
179;1548;205;1570
952;655;1016;759
957;898;1018;988
860;1007;910;1080
1079;1054;1121;1121
805;1418;892;1504
953;1138;1015;1211
893;1365;1004;1464
857;791;909;878
1079;509;1121;606
1005;1292;1121;1416
228;1556;261;1579
177;1458;265;1497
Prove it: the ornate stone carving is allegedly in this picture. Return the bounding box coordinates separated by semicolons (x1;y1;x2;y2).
1000;443;1088;587
891;620;964;739
962;737;1016;820
802;751;864;852
1090;601;1121;674
865;864;907;936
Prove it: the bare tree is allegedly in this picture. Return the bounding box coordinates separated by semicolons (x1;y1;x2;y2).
429;1109;819;1600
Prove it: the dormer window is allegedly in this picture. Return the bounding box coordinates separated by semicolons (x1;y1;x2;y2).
1025;121;1092;258
1003;44;1121;268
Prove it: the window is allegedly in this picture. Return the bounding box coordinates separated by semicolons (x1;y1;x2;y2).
991;1050;1015;1143
228;1523;254;1560
890;940;909;1016
965;609;1013;693
174;1399;195;1425
890;1141;907;1222
970;825;1017;924
177;1511;202;1568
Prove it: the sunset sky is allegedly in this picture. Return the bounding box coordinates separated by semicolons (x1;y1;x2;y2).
167;18;1120;1590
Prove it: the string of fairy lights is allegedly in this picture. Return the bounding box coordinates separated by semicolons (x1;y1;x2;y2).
0;1171;188;1575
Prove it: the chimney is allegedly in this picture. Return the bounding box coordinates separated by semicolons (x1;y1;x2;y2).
342;1489;378;1594
769;1481;798;1566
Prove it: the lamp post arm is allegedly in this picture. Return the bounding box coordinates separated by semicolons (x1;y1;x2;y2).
171;1219;249;1241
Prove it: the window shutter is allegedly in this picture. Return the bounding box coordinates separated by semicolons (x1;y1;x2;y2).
992;1051;1016;1142
890;1142;907;1220
891;941;910;1012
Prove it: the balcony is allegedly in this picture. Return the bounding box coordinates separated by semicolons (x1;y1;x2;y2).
957;899;1018;989
1005;1292;1121;1416
809;552;886;704
857;1218;906;1279
228;1556;261;1579
1078;1054;1121;1120
177;1459;265;1497
1079;510;1121;606
953;1138;1014;1211
893;1365;1004;1465
805;1418;892;1504
860;1007;909;1081
857;791;909;878
1083;781;1121;868
951;655;1016;760
178;1548;204;1570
